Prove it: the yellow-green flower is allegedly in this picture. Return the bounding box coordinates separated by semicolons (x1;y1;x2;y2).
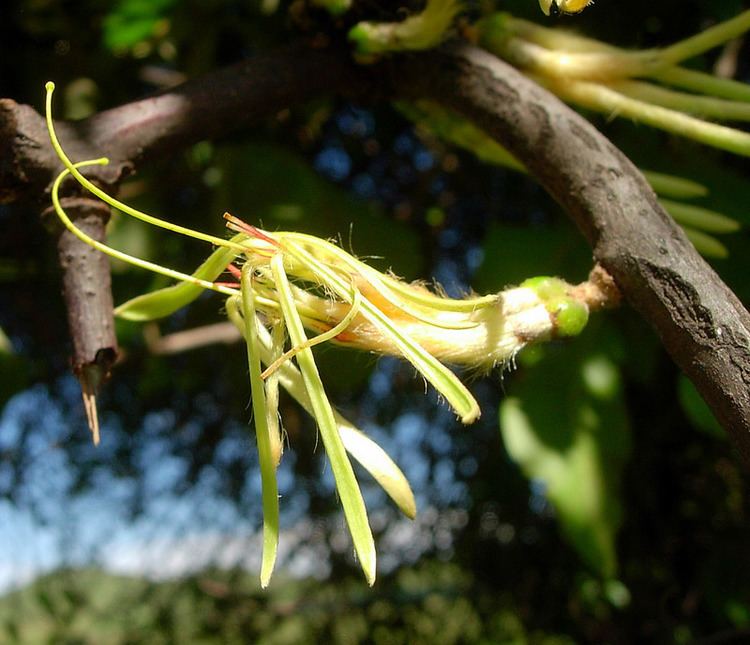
44;80;616;587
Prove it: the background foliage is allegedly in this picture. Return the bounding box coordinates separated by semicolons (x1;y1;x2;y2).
1;0;750;642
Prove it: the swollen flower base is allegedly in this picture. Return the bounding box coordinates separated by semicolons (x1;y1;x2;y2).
45;82;618;586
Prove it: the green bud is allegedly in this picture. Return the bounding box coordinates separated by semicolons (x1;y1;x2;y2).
521;277;589;338
520;276;567;300
553;299;589;337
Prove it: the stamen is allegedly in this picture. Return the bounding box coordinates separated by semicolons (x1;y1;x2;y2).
227;263;243;279
223;213;281;247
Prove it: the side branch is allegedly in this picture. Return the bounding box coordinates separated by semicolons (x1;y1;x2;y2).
394;43;750;458
83;43;368;169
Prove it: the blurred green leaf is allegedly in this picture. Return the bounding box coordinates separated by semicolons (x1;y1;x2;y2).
0;327;11;355
682;226;729;259
34;589;56;618
678;374;725;438
499;322;631;578
3;619;19;642
103;0;178;50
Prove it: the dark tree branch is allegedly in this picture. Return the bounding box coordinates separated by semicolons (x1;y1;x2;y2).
83;43;368;166
392;43;750;459
2;39;750;459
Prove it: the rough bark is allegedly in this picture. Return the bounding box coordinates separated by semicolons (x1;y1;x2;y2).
51;199;117;377
392;43;750;458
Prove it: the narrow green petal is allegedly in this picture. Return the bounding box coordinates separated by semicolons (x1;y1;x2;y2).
280;231;496;315
269;254;377;585
265;321;285;467
338;424;417;519
653;67;750;103
348;0;462;55
240;272;280;588
613;80;750;122
659;10;750;66
547;78;750;157
260;286;362;380
228;304;416;520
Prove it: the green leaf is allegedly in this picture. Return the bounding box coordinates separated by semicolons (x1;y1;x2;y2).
499;322;631;578
682;226;729;259
641;171;707;199
103;0;178;50
311;0;351;15
659;199;740;234
677;374;725;439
